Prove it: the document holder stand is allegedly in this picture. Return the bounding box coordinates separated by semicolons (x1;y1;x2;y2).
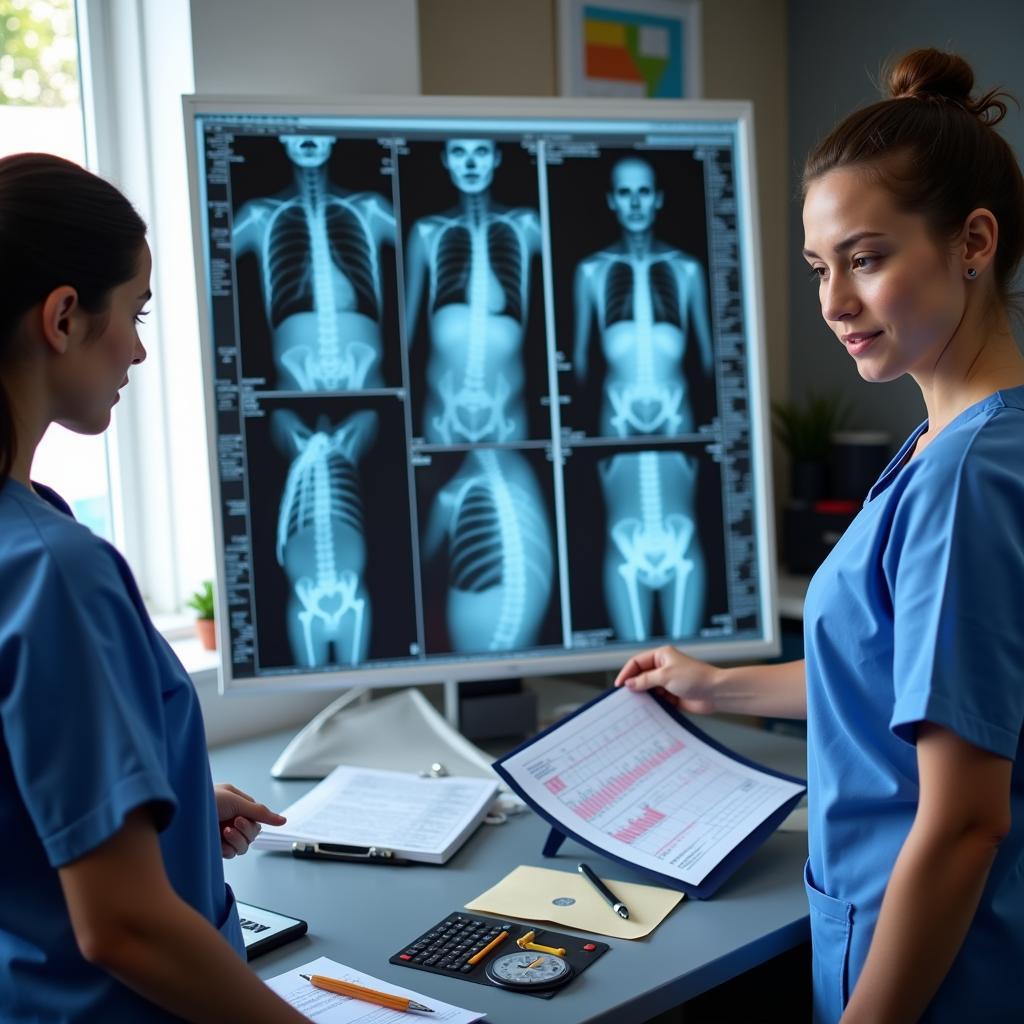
494;687;807;899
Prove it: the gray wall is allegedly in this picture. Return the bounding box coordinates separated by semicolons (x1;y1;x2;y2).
788;0;1024;448
189;0;420;95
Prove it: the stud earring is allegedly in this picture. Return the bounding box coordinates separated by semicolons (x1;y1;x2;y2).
966;267;978;279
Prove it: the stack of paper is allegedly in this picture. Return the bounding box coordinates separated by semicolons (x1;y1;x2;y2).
253;765;498;864
267;956;484;1022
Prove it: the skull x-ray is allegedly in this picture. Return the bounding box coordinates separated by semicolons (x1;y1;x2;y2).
232;134;397;391
403;140;545;443
271;408;378;666
420;448;557;654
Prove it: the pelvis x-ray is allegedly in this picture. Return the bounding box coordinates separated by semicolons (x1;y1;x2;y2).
421;449;554;653
233;135;396;391
599;450;705;641
569;155;713;437
404;140;542;444
271;408;378;667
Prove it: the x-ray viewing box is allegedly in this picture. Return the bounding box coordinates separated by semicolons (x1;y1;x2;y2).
183;95;778;694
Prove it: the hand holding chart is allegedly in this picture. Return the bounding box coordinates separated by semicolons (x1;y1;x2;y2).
493;686;805;897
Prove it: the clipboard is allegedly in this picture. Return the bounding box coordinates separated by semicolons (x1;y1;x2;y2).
492;687;806;900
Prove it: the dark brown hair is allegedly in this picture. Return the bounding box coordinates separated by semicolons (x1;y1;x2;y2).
0;153;147;484
803;49;1024;304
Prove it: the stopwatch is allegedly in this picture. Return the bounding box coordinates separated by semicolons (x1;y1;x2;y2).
484;950;575;991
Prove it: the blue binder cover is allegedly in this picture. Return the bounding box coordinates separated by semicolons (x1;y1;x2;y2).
492;687;806;900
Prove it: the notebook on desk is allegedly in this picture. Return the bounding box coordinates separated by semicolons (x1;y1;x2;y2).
253;764;499;864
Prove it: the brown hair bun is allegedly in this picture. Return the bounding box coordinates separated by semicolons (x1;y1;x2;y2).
885;47;1008;125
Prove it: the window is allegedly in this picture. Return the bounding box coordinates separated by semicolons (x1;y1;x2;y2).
2;1;214;616
0;0;117;540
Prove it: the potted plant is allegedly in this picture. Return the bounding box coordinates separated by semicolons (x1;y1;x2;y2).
771;391;850;503
187;579;217;651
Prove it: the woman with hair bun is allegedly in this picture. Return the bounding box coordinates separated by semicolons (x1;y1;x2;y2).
0;154;308;1020
617;49;1024;1022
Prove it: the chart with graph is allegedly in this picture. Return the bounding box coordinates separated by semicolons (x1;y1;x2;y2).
499;687;804;886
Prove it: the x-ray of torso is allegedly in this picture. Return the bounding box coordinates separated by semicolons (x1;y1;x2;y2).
574;157;713;438
233;135;396;392
405;140;541;444
422;449;554;654
271;408;378;667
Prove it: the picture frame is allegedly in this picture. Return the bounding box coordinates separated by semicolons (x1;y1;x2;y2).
558;0;702;99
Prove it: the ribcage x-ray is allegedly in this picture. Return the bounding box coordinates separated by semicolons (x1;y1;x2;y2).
404;140;542;443
421;449;554;653
558;152;715;438
233;135;396;391
599;450;706;642
271;408;378;666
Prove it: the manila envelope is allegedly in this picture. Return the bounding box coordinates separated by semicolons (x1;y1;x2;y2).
465;864;684;940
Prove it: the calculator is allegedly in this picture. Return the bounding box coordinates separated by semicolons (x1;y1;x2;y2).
390;911;608;998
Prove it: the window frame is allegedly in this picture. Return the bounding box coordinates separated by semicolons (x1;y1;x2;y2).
75;0;213;614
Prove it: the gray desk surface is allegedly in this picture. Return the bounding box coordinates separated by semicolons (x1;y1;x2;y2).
210;714;809;1024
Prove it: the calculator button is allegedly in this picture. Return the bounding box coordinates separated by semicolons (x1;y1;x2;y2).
399;954;412;961
460;965;473;973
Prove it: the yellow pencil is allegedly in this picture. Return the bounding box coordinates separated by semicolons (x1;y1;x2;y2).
300;973;435;1014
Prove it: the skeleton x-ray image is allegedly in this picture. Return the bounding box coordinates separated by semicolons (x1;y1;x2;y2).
417;448;560;655
549;149;716;438
402;140;548;443
270;407;378;667
599;450;706;641
243;396;418;672
564;445;725;644
231;134;399;391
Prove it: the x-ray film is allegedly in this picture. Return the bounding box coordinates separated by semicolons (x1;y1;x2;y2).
188;102;775;686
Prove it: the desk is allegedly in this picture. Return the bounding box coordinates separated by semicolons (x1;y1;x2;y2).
210;715;809;1024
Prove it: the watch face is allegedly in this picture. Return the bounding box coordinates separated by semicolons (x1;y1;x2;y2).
485;951;575;990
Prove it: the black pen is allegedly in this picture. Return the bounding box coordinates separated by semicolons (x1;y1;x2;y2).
578;862;629;919
292;841;410;865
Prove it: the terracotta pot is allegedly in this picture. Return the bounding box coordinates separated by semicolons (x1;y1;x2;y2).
195;617;216;651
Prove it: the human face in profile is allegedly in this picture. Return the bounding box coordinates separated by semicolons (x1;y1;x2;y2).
608;159;662;234
443;139;500;194
803;167;966;384
56;243;151;435
281;134;335;168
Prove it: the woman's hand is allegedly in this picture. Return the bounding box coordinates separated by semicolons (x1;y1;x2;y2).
213;783;287;859
614;644;719;715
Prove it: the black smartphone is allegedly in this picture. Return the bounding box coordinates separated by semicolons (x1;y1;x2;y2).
236;900;308;960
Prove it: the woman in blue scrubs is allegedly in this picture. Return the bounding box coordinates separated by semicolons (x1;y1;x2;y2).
0;155;309;1021
616;49;1024;1023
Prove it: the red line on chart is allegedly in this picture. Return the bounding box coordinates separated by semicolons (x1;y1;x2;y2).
572;740;685;821
612;805;666;844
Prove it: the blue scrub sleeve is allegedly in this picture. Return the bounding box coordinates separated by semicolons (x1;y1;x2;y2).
889;433;1024;759
0;537;177;868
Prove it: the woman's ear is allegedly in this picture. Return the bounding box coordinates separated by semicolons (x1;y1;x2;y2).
961;208;999;277
39;286;81;355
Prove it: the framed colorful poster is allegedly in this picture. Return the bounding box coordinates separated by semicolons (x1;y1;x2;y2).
559;0;702;99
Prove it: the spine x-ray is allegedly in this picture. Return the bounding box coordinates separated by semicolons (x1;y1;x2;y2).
272;408;377;667
233;135;396;391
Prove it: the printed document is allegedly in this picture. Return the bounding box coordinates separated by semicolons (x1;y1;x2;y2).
267;956;484;1022
253;765;498;864
499;687;804;886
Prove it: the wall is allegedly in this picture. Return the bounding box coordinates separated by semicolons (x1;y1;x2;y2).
788;0;1024;446
418;0;790;414
189;0;420;95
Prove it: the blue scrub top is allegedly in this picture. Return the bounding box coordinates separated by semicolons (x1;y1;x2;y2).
0;479;244;1022
803;387;1024;1023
